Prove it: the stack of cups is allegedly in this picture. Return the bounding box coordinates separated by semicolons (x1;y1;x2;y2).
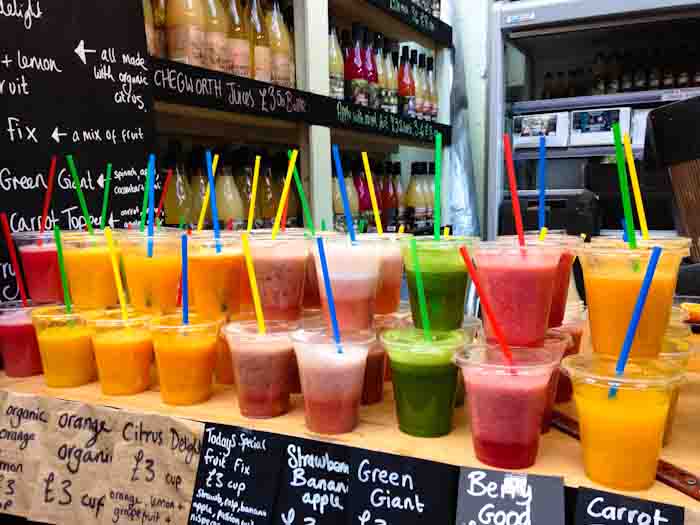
61;232;119;309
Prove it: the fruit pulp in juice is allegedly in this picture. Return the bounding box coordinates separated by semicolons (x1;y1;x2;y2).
19;244;62;304
122;251;180;314
252;251;307;321
406;269;468;330
93;328;153;395
37;326;96;387
63;246;119;309
320;273;377;331
189;250;244;320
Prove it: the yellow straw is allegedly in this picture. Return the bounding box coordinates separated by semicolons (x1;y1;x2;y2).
197;154;219;232
241;232;266;334
623;133;649;240
398;224;405;234
271;149;298;239
538;227;549;241
104;227;128;321
361;152;383;235
581;233;587;241
443;226;449;237
247;155;261;232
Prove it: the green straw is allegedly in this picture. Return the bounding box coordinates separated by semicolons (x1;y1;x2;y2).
53;225;72;314
321;219;327;231
433;132;442;240
100;162;113;230
288;149;315;235
178;215;185;230
409;237;431;341
359;219;366;233
140;159;152;232
65;155;94;235
612;123;637;250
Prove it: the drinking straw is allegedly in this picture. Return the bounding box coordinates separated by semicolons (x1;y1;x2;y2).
358;219;366;233
247;155;261;232
281;199;289;232
539;227;549;241
409;238;432;342
361;152;383;235
52;226;72;314
99;163;113;230
538;136;547;231
0;213;28;306
321;219;327;231
459;245;513;365
178;215;185;230
433;132;443;240
315;236;342;351
104;227;128;321
332;145;357;243
197;153;220;232
271;149;299;239
155;169;173;224
204;150;222;253
612;123;637;250
398;224;405;234
289;150;315;235
181;233;189;325
140;157;151;232
39;155;57;243
503;134;524;247
147;154;156;257
623;133;649;240
608;246;663;399
443;226;449;237
65;155;94;235
241;233;266;335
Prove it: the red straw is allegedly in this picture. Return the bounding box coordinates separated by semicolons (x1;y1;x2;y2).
155;169;173;223
459;245;513;365
281;199;289;231
503;134;525;247
227;218;234;230
1;213;28;306
38;156;57;245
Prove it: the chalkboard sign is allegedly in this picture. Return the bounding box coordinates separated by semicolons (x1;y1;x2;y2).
348;447;459;525
0;0;154;300
455;467;565;525
189;423;283;525
575;488;684;525
363;0;453;47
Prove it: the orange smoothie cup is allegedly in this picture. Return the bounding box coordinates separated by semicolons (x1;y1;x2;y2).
151;313;219;405
89;310;153;395
62;232;120;309
32;306;96;388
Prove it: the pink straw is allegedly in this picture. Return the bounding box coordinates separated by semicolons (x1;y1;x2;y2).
503;134;525;247
1;213;28;306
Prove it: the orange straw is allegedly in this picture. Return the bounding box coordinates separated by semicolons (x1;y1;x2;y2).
503;133;524;247
0;213;28;306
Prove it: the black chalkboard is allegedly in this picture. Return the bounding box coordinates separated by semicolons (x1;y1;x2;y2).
0;0;154;300
348;447;459;525
364;0;453;47
189;423;283;525
575;488;684;525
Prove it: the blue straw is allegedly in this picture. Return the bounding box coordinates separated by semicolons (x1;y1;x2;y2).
538;136;546;231
147;154;156;257
205;150;221;253
316;236;342;353
181;233;189;325
331;144;356;243
608;246;663;398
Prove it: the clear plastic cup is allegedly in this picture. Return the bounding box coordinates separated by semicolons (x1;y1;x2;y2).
455;344;560;469
472;241;562;347
381;328;466;437
32;305;96;387
12;231;62;304
89;310;153;395
357;233;406;315
591;235;692;252
300;231;341;309
659;320;693;446
0;301;43;377
540;328;573;433
554;301;588;403
455;316;484;407
313;237;381;331
675;296;700;370
223;320;298;418
292;329;370;434
151;313;219;405
577;245;686;358
561;354;683;490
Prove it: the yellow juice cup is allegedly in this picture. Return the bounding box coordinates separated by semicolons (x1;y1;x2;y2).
121;232;181;314
562;354;683;491
577;245;687;358
62;232;120;309
32;306;96;388
151;313;219;405
89;310;153;395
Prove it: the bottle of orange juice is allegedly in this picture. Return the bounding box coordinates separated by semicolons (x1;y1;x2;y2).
247;0;271;82
204;0;231;72
226;0;250;77
265;0;292;87
166;0;206;67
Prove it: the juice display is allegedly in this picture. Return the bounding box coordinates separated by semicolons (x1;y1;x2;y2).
62;233;120;309
151;314;219;405
32;306;96;388
247;0;271;82
166;0;206;67
328;17;344;100
358;233;403;314
227;0;250;77
0;302;42;377
204;0;231;72
345;23;368;105
13;231;62;304
265;0;291;87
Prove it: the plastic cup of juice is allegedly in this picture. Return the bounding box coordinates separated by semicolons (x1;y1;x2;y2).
32;305;96;387
554;301;588;403
357;233;405;315
300;232;341;310
561;354;683;490
455;316;484;407
313;237;381;331
151;313;219;405
455;343;560;469
120;231;181;314
292;329;370;434
472;241;562;347
62;232;121;309
577;244;687;358
675;296;700;371
0;301;43;377
375;310;414;383
13;231;63;304
89;310;153;395
401;237;476;331
381;328;466;437
659;318;692;446
223;320;298;418
540;328;573;433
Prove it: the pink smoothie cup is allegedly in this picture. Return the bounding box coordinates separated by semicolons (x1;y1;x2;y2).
13;231;62;305
0;301;43;377
540;328;573;433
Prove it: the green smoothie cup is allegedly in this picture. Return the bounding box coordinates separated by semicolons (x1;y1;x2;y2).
380;328;466;437
401;237;478;331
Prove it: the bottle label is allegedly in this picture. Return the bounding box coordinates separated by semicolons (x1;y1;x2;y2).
415;95;424;118
350;78;369;106
330;73;344;100
271;51;291;87
423;100;433;119
254;46;272;82
229;38;250;77
368;82;380;109
205;31;229;72
168;25;206;67
400;95;416;118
